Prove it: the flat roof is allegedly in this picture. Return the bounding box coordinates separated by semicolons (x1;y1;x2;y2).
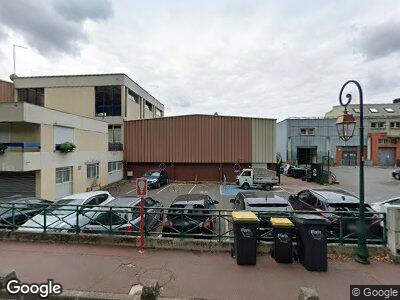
125;114;276;122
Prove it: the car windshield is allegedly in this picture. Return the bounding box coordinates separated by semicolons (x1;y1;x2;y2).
144;171;160;178
45;199;83;215
167;204;207;220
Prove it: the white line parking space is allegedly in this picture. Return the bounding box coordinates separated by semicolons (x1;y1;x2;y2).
156;184;171;194
188;184;197;194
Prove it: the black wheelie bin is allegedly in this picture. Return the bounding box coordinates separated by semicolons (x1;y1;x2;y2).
271;217;294;263
293;214;329;271
232;211;259;265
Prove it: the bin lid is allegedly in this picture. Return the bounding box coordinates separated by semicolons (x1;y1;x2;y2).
293;213;328;225
270;217;293;228
232;211;259;222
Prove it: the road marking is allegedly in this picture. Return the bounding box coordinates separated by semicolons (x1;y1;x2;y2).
156;184;170;194
125;188;136;195
188;184;196;194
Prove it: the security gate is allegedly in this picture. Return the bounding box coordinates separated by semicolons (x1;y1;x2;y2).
342;147;357;166
0;171;36;198
378;148;396;166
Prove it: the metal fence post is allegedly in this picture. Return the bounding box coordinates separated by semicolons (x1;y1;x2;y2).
11;203;15;231
218;210;221;242
109;207;113;234
43;207;47;233
339;215;343;244
76;205;79;234
382;213;387;244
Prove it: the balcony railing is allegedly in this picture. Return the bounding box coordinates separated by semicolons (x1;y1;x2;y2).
1;142;41;152
108;143;123;151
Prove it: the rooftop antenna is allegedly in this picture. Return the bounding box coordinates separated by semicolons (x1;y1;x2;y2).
12;44;28;76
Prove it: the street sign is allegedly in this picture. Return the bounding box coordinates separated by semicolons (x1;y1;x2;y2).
159;163;166;171
234;163;241;173
136;177;147;196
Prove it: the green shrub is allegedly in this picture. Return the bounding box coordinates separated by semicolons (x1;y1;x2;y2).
59;142;76;153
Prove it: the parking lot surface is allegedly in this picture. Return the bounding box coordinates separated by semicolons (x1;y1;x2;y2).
0;241;398;300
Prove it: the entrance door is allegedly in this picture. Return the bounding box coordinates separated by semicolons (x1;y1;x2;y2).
297;147;317;165
378;148;396;166
56;167;72;199
342;147;357;166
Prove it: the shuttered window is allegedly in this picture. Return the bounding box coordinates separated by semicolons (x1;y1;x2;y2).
54;126;74;145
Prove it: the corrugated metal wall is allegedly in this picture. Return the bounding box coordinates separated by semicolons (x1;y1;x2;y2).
124;115;257;163
0;80;14;102
251;118;276;163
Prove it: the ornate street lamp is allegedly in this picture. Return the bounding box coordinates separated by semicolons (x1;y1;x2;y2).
336;80;369;264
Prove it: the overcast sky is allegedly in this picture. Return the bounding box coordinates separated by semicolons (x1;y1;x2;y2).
0;0;399;120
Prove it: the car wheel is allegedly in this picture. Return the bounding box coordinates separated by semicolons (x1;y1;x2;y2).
157;182;161;189
242;182;250;190
265;184;272;191
396;174;400;180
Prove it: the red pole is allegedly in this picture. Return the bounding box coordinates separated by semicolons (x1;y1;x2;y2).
139;196;145;253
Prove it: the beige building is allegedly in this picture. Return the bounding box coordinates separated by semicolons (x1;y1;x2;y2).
0;74;164;200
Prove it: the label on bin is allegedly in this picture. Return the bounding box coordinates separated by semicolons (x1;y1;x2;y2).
310;229;324;240
277;233;290;243
241;227;253;238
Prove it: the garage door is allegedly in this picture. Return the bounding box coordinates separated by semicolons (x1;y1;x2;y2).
378;148;396;166
342;146;357;166
56;167;72;200
297;147;317;165
0;171;36;198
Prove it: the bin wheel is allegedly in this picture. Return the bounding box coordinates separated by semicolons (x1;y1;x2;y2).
230;247;235;257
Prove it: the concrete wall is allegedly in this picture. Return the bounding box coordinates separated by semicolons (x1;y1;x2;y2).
45;87;95;118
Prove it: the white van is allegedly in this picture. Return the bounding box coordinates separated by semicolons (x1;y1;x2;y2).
236;168;278;191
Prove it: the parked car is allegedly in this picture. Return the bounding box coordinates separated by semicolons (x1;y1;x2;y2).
162;194;219;237
230;191;293;239
288;188;382;239
81;196;163;234
17;191;115;232
143;170;168;189
371;197;400;214
236;167;278;190
0;198;52;229
392;168;400;180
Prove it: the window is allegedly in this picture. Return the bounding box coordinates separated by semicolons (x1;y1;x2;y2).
145;101;153;111
385;108;394;113
18;88;44;106
108;161;123;173
54;126;74;145
371;122;385;129
378;138;397;144
95;86;121;116
390;122;400;129
89;211;127;225
353;108;360;113
127;89;140;104
369;108;379;113
156;108;162;117
108;125;122;143
87;163;99;179
56;167;72;184
300;128;315;135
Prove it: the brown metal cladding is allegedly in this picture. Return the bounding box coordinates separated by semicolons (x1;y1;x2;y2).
0;80;14;102
124;115;253;163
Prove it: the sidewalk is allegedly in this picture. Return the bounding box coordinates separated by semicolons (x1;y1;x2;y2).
0;241;399;300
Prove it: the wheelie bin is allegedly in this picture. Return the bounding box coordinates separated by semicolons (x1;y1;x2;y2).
270;217;294;263
293;214;328;271
232;211;259;265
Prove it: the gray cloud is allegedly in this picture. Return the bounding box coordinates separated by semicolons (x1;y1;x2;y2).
0;0;112;56
358;20;400;59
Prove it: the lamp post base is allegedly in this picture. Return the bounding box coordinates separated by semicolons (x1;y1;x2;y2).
355;254;370;265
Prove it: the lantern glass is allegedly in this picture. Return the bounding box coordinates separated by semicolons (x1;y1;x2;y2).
336;110;356;141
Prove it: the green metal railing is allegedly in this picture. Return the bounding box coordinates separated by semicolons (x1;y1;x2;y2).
0;203;387;244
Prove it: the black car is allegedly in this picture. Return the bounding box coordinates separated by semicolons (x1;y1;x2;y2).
143;170;168;189
392;168;400;180
288;188;382;239
0;198;52;229
231;191;293;239
162;194;219;237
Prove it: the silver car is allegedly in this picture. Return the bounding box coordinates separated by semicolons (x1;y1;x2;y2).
18;191;115;232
